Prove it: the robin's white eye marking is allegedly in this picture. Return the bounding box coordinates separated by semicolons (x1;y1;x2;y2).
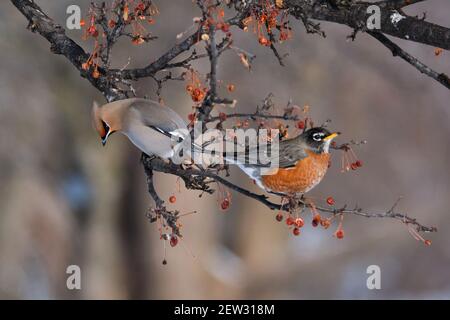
313;133;324;141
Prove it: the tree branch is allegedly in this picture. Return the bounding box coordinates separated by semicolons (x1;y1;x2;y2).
11;0;438;241
282;0;450;50
369;31;450;89
142;155;437;234
10;0;124;101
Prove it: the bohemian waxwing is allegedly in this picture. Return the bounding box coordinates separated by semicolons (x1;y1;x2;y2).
92;98;189;160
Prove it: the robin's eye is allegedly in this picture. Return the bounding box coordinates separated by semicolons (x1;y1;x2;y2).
312;133;324;141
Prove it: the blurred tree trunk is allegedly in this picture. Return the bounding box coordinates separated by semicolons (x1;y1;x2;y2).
117;146;154;299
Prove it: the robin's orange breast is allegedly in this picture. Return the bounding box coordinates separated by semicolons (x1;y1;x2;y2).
261;150;330;194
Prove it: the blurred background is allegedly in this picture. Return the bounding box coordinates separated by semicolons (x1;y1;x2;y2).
0;0;449;299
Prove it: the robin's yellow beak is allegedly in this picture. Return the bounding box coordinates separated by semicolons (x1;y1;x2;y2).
323;132;340;141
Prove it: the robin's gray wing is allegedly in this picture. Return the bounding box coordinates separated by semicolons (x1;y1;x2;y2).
277;141;308;168
226;138;308;169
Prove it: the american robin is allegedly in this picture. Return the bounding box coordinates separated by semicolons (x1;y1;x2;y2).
229;127;339;195
92;98;188;159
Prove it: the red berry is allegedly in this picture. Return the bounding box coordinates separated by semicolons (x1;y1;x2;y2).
286;216;295;226
424;239;432;246
221;198;230;210
275;213;283;222
355;160;363;167
351;162;358;170
258;36;269;46
335;229;344;239
221;23;230;33
188;113;195;122
170;235;178;247
296;120;305;130
293;228;300;236
191;88;205;102
169;195;176;203
326;196;335;206
136;2;146;11
294;218;304;228
312;214;321;227
87;25;97;35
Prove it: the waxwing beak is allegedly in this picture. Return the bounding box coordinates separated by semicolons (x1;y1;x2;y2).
323;132;340;141
102;129;113;146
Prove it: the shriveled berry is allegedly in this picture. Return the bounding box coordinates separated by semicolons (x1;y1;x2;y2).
435;48;443;56
221;23;230;33
92;69;100;79
275;213;283;222
188;113;195;122
191;88;206;102
321;219;331;229
221;198;230;210
162;259;167;265
258;36;269;46
169;195;176;203
355;160;363;167
296;120;305;130
294;217;304;228
227;84;235;92
326;196;335;206
335;229;344;239
312;214;321;227
286;216;295;226
170;235;178;247
293;228;300;236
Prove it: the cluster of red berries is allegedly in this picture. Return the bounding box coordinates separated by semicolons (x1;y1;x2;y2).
275;202;345;239
276;213;304;236
185;70;207;103
336;143;364;173
242;1;291;47
186;85;207;103
80;1;159;79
